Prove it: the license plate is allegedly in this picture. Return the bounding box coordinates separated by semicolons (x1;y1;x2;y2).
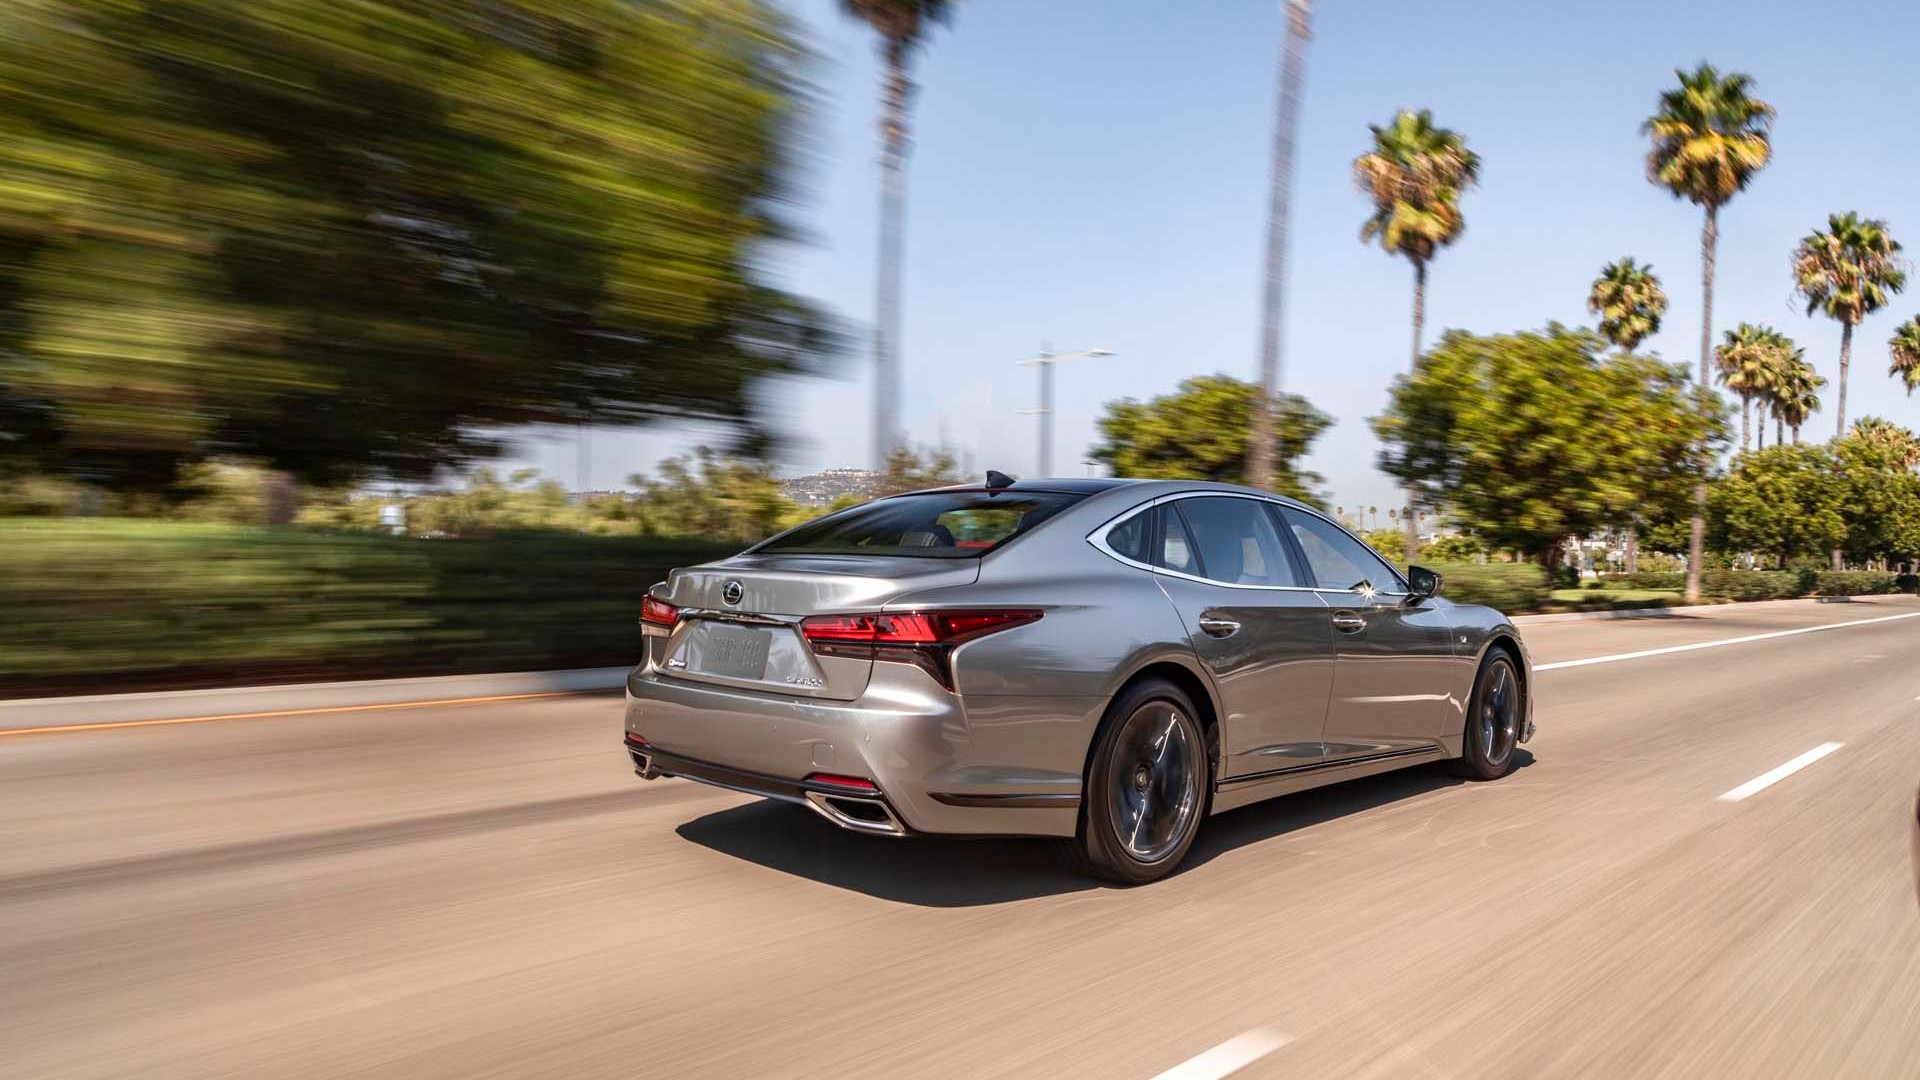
695;623;773;680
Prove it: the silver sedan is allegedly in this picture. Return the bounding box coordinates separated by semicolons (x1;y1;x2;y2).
623;476;1533;883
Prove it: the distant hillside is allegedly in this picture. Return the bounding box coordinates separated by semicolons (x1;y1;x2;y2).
778;468;880;506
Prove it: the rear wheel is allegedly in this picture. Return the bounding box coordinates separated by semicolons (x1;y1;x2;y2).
1452;651;1522;780
1061;679;1210;884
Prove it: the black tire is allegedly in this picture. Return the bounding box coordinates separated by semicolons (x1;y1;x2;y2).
1451;650;1523;780
1059;678;1211;884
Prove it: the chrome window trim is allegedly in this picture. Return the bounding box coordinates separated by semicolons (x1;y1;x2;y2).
1086;491;1330;594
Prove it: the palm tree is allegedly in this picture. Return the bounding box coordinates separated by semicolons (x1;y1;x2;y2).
1588;258;1669;352
1774;356;1824;445
1889;316;1920;395
1354;109;1481;366
841;0;955;469
1848;416;1920;467
1792;212;1907;438
1354;108;1478;560
1713;323;1791;450
1644;62;1773;603
1247;0;1314;492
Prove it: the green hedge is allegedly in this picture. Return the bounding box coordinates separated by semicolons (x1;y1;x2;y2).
1813;570;1902;596
1427;562;1549;612
1599;567;1914;599
1601;571;1685;591
0;521;737;694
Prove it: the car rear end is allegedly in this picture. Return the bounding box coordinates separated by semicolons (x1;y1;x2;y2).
622;486;1099;837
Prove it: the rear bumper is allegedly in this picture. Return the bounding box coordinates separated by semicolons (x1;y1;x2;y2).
626;735;911;836
622;664;1095;837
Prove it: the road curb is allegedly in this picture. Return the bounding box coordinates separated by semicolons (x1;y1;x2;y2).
1511;594;1901;625
0;667;630;733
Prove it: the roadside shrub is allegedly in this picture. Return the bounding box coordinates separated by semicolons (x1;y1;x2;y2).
1897;573;1919;594
0;521;738;694
1814;570;1901;596
1429;561;1549;612
1601;571;1684;590
1699;569;1807;601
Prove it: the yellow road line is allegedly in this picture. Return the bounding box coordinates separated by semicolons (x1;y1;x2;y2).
0;690;587;739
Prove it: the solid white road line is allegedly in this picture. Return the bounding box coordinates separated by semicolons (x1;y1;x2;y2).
1149;1028;1293;1080
1717;742;1845;803
1533;610;1920;672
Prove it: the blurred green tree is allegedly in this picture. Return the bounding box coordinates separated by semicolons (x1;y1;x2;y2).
1709;446;1849;564
1372;325;1727;568
1090;375;1331;504
877;444;964;496
0;0;834;492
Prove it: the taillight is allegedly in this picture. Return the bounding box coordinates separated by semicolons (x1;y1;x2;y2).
640;594;680;628
799;609;1042;690
806;772;879;794
799;610;1042;645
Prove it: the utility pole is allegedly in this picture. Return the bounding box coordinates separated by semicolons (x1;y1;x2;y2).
1017;346;1114;476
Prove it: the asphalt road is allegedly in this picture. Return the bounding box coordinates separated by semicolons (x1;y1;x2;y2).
5;598;1919;1079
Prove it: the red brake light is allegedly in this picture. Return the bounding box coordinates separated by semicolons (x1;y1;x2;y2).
640;595;680;627
799;609;1041;644
806;772;879;793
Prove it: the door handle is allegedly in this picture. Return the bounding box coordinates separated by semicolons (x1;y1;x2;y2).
1330;610;1366;634
1197;614;1241;638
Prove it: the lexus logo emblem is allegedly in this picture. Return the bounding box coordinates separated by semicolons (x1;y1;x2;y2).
722;580;744;606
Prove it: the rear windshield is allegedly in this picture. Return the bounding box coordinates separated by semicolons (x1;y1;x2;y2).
755;491;1085;558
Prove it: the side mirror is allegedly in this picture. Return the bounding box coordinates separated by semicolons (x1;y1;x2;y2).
1405;565;1442;604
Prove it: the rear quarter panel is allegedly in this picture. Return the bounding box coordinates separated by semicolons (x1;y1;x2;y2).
883;501;1209;788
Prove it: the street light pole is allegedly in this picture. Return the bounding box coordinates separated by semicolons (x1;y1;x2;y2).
1017;346;1114;477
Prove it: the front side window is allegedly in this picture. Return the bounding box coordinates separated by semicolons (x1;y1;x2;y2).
1172;497;1302;587
1279;507;1404;593
757;491;1083;558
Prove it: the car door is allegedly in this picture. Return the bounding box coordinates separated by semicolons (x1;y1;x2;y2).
1147;496;1335;780
1277;506;1456;761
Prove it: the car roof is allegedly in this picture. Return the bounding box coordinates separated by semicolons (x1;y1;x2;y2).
896;477;1314;506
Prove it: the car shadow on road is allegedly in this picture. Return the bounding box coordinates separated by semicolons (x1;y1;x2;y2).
1180;749;1535;873
675;800;1090;906
675;750;1534;907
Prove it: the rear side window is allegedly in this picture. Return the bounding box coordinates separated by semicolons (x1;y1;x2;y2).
1155;507;1201;575
1174;497;1302;587
757;491;1084;558
1104;508;1152;563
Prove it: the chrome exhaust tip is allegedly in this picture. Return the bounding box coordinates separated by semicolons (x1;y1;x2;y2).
803;791;907;837
630;748;661;780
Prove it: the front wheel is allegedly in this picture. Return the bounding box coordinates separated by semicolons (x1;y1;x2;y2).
1061;679;1210;884
1451;651;1523;780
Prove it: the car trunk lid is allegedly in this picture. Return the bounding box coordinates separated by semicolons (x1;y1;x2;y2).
654;555;980;701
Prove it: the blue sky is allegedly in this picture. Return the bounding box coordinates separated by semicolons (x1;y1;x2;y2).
511;0;1920;513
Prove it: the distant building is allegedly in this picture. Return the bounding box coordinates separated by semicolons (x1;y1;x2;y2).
779;468;880;507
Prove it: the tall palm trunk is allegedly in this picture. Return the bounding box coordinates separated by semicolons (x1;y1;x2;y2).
1404;257;1429;562
1833;321;1853;439
1246;0;1311;493
1740;394;1750;451
1777;415;1784;445
1791;423;1801;445
1755;403;1765;449
870;41;913;469
1685;203;1718;604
